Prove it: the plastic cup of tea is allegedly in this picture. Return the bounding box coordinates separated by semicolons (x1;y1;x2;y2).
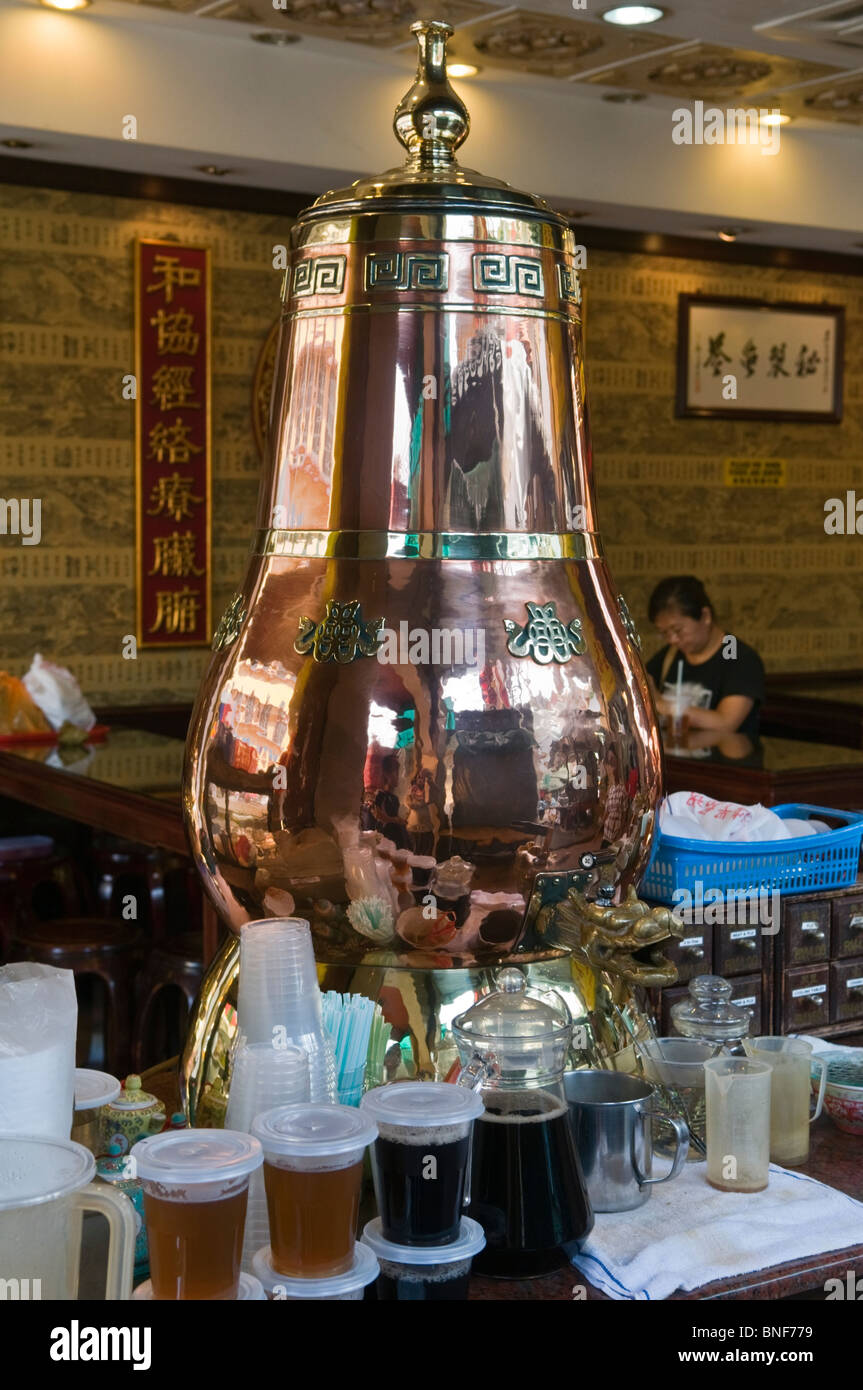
131;1129;262;1299
252;1240;379;1301
72;1069;121;1155
251;1103;377;1278
360;1082;484;1246
361;1216;486;1301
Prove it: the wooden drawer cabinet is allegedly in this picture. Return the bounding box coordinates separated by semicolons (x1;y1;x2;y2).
784;965;830;1032
714;922;761;977
727;973;767;1035
666;928;710;983
832;897;863;960
830;959;863;1023
783;900;831;967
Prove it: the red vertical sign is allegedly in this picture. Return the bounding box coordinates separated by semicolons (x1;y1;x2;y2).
135;239;211;647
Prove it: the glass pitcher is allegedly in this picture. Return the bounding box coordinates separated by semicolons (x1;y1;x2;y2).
0;1134;135;1299
453;967;593;1277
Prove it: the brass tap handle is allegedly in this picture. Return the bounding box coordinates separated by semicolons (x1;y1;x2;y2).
394;19;470;170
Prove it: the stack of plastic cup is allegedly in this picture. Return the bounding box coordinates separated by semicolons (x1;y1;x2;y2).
225;1041;310;1276
359;1082;486;1301
236;918;337;1103
250;1102;379;1301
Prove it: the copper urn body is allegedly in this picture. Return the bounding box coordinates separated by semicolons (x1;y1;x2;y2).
182;22;664;1119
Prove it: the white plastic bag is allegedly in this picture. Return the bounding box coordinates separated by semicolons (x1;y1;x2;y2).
662;792;791;843
0;963;78;1138
22;653;96;732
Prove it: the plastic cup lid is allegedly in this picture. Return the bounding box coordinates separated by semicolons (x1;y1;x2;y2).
360;1081;483;1128
251;1103;376;1157
361;1216;486;1266
74;1068;122;1111
252;1241;379;1298
0;1135;95;1210
131;1129;262;1183
132;1273;265;1301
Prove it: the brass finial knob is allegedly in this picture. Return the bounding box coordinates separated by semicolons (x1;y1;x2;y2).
394;19;470;170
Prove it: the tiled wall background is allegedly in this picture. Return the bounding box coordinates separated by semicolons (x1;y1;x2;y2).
1;183;861;704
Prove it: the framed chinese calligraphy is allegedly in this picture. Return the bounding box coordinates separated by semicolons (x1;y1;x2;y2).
134;238;211;647
675;295;844;422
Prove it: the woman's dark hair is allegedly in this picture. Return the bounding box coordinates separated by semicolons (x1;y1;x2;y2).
648;575;714;624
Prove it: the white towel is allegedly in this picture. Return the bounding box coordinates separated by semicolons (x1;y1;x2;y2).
571;1163;863;1300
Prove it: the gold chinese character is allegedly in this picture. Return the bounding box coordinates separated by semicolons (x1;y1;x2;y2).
150;366;200;413
149;529;205;578
147;417;202;466
145;255;202;305
295;599;384;664
149;308;200;356
148;586;203;636
147;472;203;522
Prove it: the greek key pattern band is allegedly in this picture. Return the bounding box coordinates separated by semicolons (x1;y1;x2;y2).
252;529;604;561
365;251;449;292
558;264;582;307
473;253;544;297
292;256;347;297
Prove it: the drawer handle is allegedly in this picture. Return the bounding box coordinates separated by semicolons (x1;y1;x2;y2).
801;921;824;936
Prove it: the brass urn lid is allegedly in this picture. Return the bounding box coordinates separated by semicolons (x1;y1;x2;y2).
300;18;568;229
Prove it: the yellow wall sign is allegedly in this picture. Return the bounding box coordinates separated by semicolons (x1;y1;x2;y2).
723;458;787;488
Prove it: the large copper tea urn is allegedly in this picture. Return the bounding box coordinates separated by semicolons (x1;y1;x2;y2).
182;20;669;1121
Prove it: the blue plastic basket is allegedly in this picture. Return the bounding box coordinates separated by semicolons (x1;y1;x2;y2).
641;803;863;906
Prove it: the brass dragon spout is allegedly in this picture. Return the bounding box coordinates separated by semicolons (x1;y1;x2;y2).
539;885;684;989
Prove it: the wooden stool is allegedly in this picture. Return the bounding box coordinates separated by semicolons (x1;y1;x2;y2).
90;836;193;940
11;917;141;1076
133;932;205;1072
0;841;91;963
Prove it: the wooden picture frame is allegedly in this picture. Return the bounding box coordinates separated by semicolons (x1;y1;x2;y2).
676;294;844;422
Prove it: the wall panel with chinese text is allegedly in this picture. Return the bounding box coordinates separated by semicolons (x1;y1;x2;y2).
135;239;211;646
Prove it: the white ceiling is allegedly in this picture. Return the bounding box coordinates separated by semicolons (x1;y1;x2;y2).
1;0;863;253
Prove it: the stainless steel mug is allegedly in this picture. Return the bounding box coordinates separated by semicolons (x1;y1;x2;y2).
564;1070;689;1213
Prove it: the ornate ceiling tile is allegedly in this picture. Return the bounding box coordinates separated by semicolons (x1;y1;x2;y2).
581;43;842;101
781;75;863;125
449;10;679;80
234;0;499;47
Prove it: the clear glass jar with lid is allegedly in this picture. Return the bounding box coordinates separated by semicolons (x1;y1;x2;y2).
670;975;753;1050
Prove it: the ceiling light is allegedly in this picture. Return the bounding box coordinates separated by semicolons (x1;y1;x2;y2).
759;112;790;126
40;0;92;10
195;166;235;177
601;5;666;25
251;32;300;46
0;139;35;149
448;63;480;78
602;91;647;103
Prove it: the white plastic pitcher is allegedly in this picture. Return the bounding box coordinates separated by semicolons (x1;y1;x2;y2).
0;1134;135;1300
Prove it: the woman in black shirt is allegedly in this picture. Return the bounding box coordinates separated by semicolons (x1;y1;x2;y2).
645;576;765;739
